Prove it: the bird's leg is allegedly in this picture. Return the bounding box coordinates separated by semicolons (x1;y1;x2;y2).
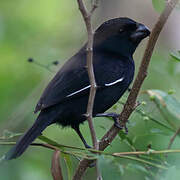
73;126;91;148
96;112;122;129
73;126;96;168
95;112;128;134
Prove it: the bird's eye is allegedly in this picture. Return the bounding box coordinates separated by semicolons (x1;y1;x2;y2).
124;23;137;32
130;23;138;31
119;28;124;33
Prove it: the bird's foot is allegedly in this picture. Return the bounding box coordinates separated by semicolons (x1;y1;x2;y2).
135;101;141;108
95;112;128;134
113;115;128;134
89;161;96;168
84;143;92;149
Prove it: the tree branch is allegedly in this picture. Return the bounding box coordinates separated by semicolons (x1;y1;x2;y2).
77;0;99;150
168;126;180;149
73;0;179;178
75;1;101;179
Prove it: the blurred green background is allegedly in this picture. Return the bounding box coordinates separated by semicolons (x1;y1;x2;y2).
0;0;180;179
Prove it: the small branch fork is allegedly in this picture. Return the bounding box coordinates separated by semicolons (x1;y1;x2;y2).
76;0;99;150
73;0;180;179
168;126;180;149
76;0;101;180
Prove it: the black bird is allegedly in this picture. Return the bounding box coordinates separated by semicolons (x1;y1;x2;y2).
5;17;150;160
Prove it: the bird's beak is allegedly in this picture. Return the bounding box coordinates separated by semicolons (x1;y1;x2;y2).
130;24;150;43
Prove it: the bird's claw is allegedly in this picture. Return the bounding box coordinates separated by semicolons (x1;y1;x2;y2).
124;125;128;134
85;144;92;149
96;112;129;134
114;122;123;129
113;117;128;134
89;161;96;168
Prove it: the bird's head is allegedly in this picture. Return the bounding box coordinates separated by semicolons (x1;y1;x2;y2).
94;17;150;57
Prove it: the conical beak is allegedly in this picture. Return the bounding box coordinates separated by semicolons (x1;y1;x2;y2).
130;24;150;43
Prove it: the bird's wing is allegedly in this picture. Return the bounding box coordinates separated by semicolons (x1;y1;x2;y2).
35;51;127;113
35;51;91;113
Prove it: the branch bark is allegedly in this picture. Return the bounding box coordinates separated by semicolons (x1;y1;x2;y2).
168;126;180;149
75;1;101;180
73;0;179;179
77;0;99;150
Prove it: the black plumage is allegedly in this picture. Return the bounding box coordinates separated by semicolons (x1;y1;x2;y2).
5;17;150;160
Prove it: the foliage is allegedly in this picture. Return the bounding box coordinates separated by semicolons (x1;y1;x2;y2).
0;0;180;180
152;0;166;13
170;51;180;62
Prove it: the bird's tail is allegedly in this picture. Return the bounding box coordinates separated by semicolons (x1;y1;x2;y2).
5;112;52;160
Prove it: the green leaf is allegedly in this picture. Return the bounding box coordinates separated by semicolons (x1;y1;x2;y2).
159;166;180;180
0;155;6;164
145;177;151;180
117;164;124;175
152;0;166;13
150;128;171;136
98;156;122;180
51;151;63;180
0;130;22;140
135;109;174;132
170;51;180;62
62;153;73;180
126;163;149;174
118;131;133;146
146;89;180;128
115;155;167;170
38;135;65;150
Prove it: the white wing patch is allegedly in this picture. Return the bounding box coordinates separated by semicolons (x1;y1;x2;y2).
105;77;124;86
66;77;124;97
66;85;91;97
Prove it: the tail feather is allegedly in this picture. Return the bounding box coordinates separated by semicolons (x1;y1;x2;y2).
5;112;52;160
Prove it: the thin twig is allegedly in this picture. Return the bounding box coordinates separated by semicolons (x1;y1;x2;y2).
96;164;102;180
73;0;179;178
168;126;180;149
28;142;58;150
153;100;176;129
28;58;55;73
3;141;180;156
90;0;99;14
113;149;180;156
0;141;57;150
3;140;180;170
75;1;100;179
77;0;99;150
118;101;175;132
